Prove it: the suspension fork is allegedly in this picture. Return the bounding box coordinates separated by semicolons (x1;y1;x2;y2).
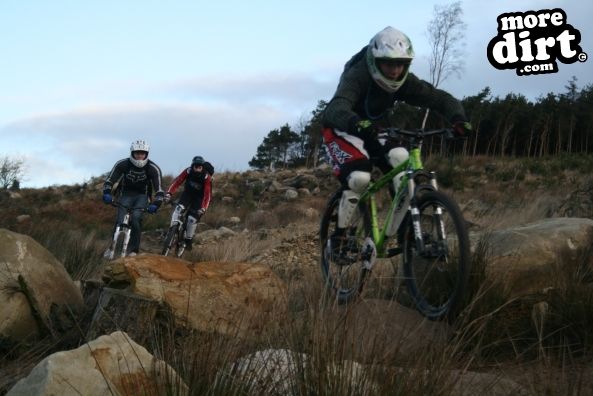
407;171;426;253
426;171;447;242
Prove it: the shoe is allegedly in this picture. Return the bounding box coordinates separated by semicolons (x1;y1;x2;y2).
127;252;137;257
184;238;193;251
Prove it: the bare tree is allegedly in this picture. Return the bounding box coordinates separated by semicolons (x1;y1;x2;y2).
422;1;467;129
0;156;26;189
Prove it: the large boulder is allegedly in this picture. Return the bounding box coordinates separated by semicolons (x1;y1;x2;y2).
0;229;83;342
106;254;287;337
224;349;526;395
478;218;593;295
7;331;187;395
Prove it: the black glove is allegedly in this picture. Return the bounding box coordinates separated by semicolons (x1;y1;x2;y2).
349;118;378;139
452;120;472;138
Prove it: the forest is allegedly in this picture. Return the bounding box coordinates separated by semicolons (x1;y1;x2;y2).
249;77;593;170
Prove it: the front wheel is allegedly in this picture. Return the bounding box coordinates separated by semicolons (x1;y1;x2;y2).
162;224;180;256
401;191;470;320
109;228;128;259
319;190;372;304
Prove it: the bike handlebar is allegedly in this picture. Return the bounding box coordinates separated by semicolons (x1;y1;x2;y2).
379;127;457;141
110;202;148;211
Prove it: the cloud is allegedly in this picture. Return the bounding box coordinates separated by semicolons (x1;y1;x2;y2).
158;71;336;111
0;71;329;186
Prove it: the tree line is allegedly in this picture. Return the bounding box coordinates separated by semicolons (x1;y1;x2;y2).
249;78;593;170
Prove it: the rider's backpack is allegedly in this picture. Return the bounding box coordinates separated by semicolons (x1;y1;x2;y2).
343;45;368;72
204;161;215;176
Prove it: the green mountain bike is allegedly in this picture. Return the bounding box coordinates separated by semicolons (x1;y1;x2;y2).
320;128;471;320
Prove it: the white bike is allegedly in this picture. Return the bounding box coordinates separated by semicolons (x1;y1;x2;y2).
103;202;147;260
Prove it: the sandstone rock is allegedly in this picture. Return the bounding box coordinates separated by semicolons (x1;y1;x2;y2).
119;255;287;337
7;331;187;395
0;229;83;342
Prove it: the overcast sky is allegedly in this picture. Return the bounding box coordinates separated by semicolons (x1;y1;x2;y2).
1;1;591;187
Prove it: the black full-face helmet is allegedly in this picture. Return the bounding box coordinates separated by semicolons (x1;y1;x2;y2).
191;156;205;167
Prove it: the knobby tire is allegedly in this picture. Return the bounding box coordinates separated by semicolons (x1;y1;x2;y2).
400;190;470;321
162;224;180;256
320;190;372;304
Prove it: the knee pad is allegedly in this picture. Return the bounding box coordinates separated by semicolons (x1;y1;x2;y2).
185;215;198;239
387;147;409;168
170;204;184;225
346;171;371;194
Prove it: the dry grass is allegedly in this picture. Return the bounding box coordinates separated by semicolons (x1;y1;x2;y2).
3;157;593;394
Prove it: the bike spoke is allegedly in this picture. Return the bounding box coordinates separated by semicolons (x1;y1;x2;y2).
403;191;470;320
320;192;371;304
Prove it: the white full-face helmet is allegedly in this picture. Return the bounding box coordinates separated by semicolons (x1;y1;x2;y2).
366;26;415;93
130;139;150;168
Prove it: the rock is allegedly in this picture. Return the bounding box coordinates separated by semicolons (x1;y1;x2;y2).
283;189;298;200
225;349;373;395
15;215;31;223
117;255;287;337
451;370;528;395
268;180;283;193
222;196;234;203
196;226;236;242
7;331;187;395
225;348;527;396
319;299;450;362
297;188;311;196
304;208;319;218
477;218;593;296
0;229;83;342
228;216;241;224
86;288;162;345
283;174;319;190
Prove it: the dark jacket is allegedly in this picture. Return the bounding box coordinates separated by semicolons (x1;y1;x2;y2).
167;168;212;210
103;158;165;200
323;46;467;134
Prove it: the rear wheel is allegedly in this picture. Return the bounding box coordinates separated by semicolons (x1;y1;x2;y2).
401;191;470;320
162;224;180;256
320;190;372;304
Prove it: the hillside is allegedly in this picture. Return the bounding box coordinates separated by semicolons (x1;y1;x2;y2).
2;154;593;394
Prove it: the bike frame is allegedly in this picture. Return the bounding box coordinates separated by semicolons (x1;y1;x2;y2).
111;213;132;259
360;130;445;258
106;203;146;259
358;140;435;258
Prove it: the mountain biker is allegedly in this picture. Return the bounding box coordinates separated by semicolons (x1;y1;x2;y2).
102;140;165;256
322;26;472;250
164;155;213;250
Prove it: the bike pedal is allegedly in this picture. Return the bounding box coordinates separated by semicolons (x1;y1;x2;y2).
387;247;402;257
